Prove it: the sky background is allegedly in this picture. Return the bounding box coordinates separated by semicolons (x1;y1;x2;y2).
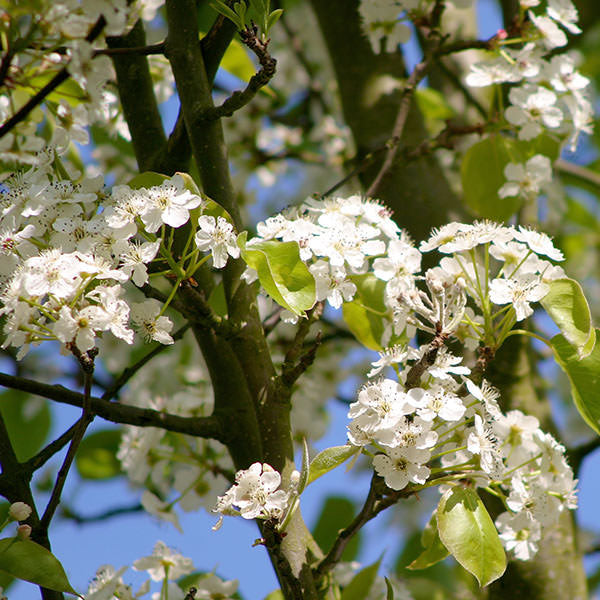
5;0;600;597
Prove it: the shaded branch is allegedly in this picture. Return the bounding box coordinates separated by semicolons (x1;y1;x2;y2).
95;41;165;57
0;371;224;440
61;502;143;524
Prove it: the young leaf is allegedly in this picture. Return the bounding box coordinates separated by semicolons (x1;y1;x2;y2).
210;1;243;29
313;496;362;562
267;8;284;32
0;537;79;595
552;330;600;435
384;577;395;600
298;438;310;494
461;135;524;221
436;487;506;587
340;558;381;600
238;232;316;315
308;445;360;485
540;278;594;359
407;512;449;570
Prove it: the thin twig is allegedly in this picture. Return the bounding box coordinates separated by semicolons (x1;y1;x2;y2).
40;348;97;529
25;420;81;473
366;58;431;197
555;158;600;190
198;25;277;121
102;323;190;401
314;473;379;578
61;502;143;524
0;17;106;140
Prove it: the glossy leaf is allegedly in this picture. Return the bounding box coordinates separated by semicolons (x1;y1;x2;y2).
0;537;79;595
76;429;123;480
238;232;316;315
436;487;506;587
298;438;310;494
341;558;381;600
541;278;594;359
25;73;86;105
308;444;360;485
407;512;449;570
461;135;524;221
552;330;600;435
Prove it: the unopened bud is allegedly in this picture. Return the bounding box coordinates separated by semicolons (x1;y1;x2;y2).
16;524;31;540
9;502;32;521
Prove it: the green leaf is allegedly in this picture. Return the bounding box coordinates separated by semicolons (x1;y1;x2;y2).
384;577;395;600
0;392;51;462
25;72;86;105
541;278;594;359
220;38;256;82
313;497;362;563
210;1;243;29
436;487;506;587
0;537;79;595
407;512;449;570
341;558;381;600
127;171;168;190
552;330;600;435
342;274;389;350
263;591;284;600
238;232;316;315
267;8;284;31
308;445;360;485
75;429;123;480
461;135;524;221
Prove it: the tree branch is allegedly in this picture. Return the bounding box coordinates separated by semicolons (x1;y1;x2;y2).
0;371;224;440
199;26;277;121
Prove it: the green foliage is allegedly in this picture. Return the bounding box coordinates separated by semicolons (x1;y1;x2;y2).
0;392;50;462
340;557;381;600
210;0;282;36
238;232;316;315
407;512;449;570
541;278;595;358
75;429;123;480
313;496;361;562
307;444;359;485
0;537;79;596
342;274;389;350
552;329;600;436
461;135;524;221
436;487;506;587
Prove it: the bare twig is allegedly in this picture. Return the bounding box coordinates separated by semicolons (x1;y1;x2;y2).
555;158;600;190
198;25;277;121
40;348;97;529
61;502;143;524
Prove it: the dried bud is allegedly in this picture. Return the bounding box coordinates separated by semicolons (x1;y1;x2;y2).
9;502;32;522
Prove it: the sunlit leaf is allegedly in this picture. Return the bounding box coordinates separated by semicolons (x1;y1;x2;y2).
436;487;506;587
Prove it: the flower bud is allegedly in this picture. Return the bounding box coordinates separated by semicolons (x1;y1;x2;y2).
9;502;32;522
16;524;32;540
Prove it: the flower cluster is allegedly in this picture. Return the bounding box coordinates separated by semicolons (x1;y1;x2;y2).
213;462;294;530
347;351;577;560
86;541;239;600
0;164;240;358
466;0;591;150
